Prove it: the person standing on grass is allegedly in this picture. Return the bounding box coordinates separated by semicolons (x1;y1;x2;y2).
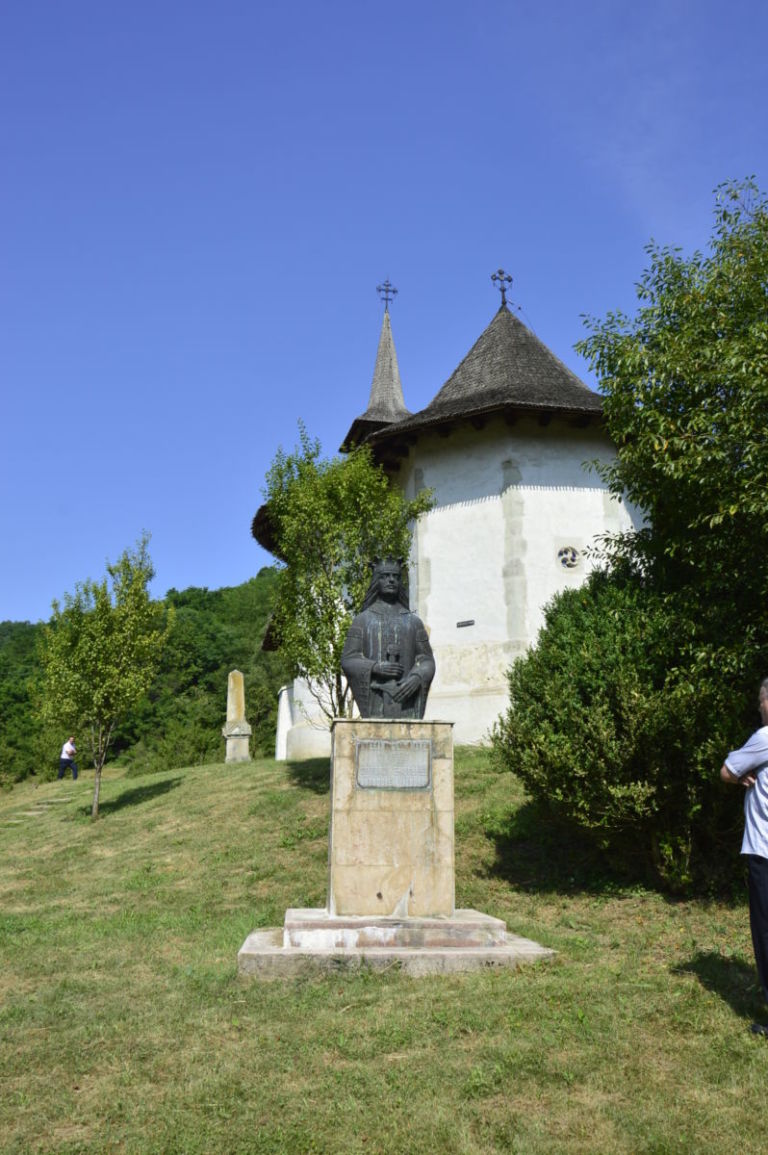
721;678;768;1037
58;735;78;780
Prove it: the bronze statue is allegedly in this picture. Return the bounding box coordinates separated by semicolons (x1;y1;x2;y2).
341;558;435;719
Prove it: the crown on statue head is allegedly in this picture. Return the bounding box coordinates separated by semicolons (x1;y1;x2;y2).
370;556;404;576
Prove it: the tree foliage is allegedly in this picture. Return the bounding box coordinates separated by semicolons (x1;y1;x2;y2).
578;178;768;600
1;570;288;787
113;572;289;771
0;620;57;786
492;569;752;889
263;426;434;718
493;180;768;889
38;535;172;817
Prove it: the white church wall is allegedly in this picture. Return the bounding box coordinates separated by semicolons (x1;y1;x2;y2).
277;677;333;761
398;415;639;744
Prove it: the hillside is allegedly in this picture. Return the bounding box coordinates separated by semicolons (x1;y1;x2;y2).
1;749;765;1154
0;568;290;785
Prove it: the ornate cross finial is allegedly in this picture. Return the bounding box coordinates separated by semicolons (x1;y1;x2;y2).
491;268;513;308
377;278;398;313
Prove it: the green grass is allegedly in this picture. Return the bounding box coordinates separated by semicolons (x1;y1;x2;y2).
1;748;766;1154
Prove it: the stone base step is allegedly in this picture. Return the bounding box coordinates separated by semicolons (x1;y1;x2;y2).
238;909;554;979
282;907;509;950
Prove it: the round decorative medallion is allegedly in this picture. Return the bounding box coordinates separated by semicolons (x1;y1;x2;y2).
558;546;580;569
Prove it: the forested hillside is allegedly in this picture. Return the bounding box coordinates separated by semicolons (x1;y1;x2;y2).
0;568;290;785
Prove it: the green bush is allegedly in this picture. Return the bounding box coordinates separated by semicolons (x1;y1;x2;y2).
491;569;754;891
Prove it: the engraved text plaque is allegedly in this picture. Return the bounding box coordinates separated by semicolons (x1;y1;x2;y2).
355;739;432;790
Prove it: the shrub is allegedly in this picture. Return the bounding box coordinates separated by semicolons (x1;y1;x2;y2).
491;569;753;891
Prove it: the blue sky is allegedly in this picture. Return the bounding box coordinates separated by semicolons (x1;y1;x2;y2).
2;0;766;623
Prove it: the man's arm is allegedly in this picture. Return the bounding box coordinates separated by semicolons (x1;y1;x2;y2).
721;763;756;788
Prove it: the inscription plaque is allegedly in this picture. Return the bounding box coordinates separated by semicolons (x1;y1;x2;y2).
355;739;432;790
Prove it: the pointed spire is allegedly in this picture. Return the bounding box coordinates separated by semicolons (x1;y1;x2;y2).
364;309;408;419
339;284;411;451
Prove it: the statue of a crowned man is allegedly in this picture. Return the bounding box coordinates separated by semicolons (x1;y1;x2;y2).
341;557;435;719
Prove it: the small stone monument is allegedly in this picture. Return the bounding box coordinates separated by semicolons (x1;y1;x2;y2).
222;670;252;763
238;561;553;975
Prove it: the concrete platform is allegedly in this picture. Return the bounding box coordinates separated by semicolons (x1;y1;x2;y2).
238;909;554;978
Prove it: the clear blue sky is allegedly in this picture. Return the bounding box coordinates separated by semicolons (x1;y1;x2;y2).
2;0;766;623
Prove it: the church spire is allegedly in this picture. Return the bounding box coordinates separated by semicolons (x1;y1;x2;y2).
340;282;411;451
365;306;408;418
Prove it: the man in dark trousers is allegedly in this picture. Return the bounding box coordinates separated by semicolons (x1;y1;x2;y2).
721;679;768;1036
58;735;78;780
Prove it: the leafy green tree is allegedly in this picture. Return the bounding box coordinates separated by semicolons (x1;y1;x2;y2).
577;178;768;603
577;177;768;767
38;535;172;817
493;180;768;889
261;426;434;719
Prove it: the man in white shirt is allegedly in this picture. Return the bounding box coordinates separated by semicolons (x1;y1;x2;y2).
721;679;768;1036
58;736;78;780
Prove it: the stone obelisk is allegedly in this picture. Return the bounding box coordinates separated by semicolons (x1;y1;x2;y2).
222;670;252;763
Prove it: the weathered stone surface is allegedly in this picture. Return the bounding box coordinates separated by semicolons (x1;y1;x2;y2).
283;908;508;949
237;925;555;978
226;670;246;724
222;669;252;762
328;719;454;917
224;734;251;763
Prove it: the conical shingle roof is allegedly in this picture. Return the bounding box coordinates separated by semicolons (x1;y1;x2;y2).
365;305;601;446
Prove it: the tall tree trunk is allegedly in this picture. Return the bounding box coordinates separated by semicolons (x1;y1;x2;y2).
91;762;102;819
90;724;113;819
91;726;106;819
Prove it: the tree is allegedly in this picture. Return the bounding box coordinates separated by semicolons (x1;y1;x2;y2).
38;534;173;818
577;178;768;607
493;180;768;889
261;426;434;719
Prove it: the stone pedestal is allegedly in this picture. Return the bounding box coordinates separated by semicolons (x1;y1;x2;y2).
238;718;554;977
223;723;252;763
328;719;454;918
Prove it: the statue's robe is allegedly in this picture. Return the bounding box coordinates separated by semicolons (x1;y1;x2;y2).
341;602;435;719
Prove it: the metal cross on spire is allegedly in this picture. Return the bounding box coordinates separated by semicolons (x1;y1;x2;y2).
377;279;398;313
491;268;513;308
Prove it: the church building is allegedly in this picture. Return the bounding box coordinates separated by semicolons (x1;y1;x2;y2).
261;273;640;758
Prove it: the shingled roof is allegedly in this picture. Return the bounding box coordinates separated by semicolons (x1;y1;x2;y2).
364;304;602;447
340;310;411;450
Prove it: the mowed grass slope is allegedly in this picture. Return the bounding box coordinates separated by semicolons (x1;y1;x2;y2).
1;749;766;1154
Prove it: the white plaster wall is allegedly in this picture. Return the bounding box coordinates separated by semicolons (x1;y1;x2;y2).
275;677;333;760
399;415;640;744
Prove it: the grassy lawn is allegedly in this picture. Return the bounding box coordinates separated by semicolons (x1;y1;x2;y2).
1;748;766;1154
